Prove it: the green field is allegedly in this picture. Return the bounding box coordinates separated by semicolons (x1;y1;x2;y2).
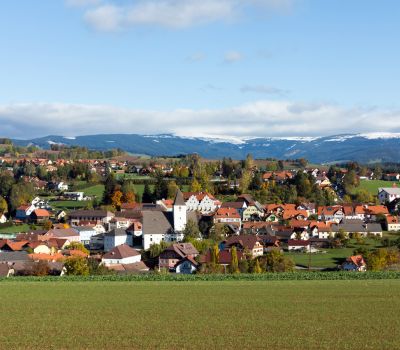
0;223;30;234
355;179;397;196
0;280;399;349
287;238;392;269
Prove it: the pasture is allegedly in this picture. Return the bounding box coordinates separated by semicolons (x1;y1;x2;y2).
0;280;399;349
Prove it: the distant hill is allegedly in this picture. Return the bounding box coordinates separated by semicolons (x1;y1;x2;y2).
11;133;400;163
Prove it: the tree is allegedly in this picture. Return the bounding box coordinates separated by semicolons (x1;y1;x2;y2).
183;219;201;240
240;170;252;193
229;246;240;274
43;220;52;231
0;196;8;214
238;259;249;273
190;178;202;192
88;257;113;275
263;249;295;272
9;182;35;212
111;190;123;209
210;244;219;265
103;173;117;204
65;242;89;255
153;169;168;200
32;261;50;276
142;183;153;203
252;258;262;274
64;256;89;276
121;182;136;203
209;223;229;241
167;181;179;199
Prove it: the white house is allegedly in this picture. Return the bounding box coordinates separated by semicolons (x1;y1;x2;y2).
175;257;199;274
104;229;131;252
378;187;400;204
183;192;220;214
0;214;7;224
75;226;98;246
102;244;141;266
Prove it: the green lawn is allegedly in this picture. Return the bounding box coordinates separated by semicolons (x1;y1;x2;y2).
0;223;31;234
354;179;397;196
287;238;391;269
0;280;399;349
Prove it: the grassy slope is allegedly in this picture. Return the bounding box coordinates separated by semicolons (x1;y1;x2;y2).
0;280;399;349
354;179;397;196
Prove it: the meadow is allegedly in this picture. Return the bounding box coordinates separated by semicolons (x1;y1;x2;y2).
0;280;399;349
355;179;396;195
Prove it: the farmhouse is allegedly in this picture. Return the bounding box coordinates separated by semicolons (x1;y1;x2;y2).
102;244;141;266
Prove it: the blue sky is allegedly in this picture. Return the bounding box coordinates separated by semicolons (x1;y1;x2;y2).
0;0;400;139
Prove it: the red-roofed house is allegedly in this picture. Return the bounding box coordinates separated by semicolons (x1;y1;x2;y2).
342;255;366;272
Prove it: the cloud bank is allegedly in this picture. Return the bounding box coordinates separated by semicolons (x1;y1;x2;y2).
1;101;400;139
74;0;295;31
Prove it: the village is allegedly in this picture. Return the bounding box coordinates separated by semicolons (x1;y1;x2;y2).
1;143;400;277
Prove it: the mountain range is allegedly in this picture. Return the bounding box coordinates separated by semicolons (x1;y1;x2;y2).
11;133;400;164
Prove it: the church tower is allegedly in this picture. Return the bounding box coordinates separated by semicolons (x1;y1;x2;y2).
173;189;187;232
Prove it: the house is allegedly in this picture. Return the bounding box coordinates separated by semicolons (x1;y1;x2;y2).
200;248;244;268
15;204;36;221
175;257;199;274
104;229;131;252
0;251;31;263
223;235;264;257
214;207;241;227
30;209;50;224
44;228;80;242
318;206;345;222
378;187;400;204
102;244;141;266
183;191;220;214
331;220;383;237
287;240;311;251
342;255;366;272
142;190;193;250
237;195;264;221
69;210;114;226
386;215;400;231
158;243;199;271
383;173;400;182
107;261;149;274
75;226;98;246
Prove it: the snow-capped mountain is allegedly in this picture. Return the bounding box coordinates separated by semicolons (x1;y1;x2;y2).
11;133;400;163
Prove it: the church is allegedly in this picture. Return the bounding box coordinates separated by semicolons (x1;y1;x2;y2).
142;189;197;250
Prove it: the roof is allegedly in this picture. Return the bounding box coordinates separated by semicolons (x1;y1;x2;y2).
182;192;216;201
161;243;199;258
347;255;365;267
142;211;173;235
215;207;241;219
45;228;79;238
0;251;31;263
173;189;186;206
288;240;310;246
69;210;114;218
103;244;141;260
379;187;400;195
221;202;246;209
104;228;128;237
224;235;261;250
32;209;50;217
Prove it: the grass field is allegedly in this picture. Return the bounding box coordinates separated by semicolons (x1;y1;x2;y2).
0;280;399;349
354;179;397;196
287;238;391;269
0;223;30;234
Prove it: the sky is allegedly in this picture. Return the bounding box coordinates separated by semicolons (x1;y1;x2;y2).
1;0;400;139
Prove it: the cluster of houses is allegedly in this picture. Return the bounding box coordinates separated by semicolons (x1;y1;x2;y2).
1;183;398;277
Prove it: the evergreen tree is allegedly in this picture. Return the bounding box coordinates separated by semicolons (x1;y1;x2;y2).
142;183;153;203
229;246;239;274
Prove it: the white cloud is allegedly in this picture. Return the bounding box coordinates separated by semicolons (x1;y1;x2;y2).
78;0;295;31
1;101;400;139
241;85;289;96
223;51;243;63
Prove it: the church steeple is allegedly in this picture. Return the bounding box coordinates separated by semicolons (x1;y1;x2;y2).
173;189;187;232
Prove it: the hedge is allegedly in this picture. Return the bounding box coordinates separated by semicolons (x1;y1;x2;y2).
1;271;400;282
